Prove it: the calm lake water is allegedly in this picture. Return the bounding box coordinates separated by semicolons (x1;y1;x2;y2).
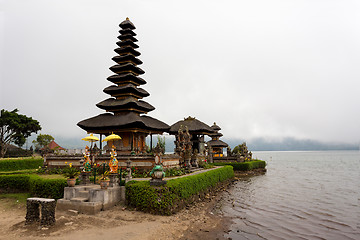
222;151;360;240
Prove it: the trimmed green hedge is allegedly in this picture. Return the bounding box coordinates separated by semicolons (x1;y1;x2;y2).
213;160;266;171
0;157;43;171
0;174;66;199
29;176;67;199
0;174;31;192
126;166;234;215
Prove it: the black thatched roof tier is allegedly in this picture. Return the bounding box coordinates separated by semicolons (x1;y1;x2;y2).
119;29;136;36
116;40;139;49
110;63;144;75
112;54;142;65
96;98;155;113
211;123;221;131
103;84;149;98
117;34;138;42
119;18;135;30
207;139;228;148
209;132;223;137
169;117;214;135
114;46;140;56
77;112;169;133
107;73;146;86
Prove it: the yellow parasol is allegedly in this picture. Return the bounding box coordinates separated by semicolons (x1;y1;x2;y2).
82;133;99;148
102;133;121;142
82;133;99;142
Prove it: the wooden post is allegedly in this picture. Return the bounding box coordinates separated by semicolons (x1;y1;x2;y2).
131;132;134;151
99;134;102;155
150;133;153;151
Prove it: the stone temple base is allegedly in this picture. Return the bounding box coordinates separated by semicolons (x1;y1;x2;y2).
150;179;167;186
57;184;125;215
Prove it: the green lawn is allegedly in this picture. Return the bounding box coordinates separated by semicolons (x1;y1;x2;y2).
0;169;38;175
0;193;31;208
0;156;42;161
38;174;66;180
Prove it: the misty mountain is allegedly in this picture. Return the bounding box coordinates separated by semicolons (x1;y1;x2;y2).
223;137;359;151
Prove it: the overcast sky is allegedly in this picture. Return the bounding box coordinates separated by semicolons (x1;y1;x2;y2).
1;0;359;146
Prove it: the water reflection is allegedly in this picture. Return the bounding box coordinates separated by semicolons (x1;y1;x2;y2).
223;151;359;240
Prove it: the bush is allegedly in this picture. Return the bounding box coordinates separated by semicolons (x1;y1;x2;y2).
29;175;67;199
213;160;266;171
0;174;66;199
0;157;43;171
126;166;234;215
0;175;31;192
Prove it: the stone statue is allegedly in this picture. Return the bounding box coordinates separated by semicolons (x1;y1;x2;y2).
109;145;118;173
174;125;193;168
191;148;199;168
208;145;213;163
232;142;252;162
227;146;232;157
149;154;166;186
83;146;91;172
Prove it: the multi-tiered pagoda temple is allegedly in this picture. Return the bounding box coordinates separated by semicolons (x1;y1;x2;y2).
78;18;169;154
207;122;228;157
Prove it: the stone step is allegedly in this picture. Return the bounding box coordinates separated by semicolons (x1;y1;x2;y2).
70;197;88;202
77;190;89;199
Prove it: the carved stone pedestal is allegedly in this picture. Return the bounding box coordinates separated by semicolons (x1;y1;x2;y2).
125;159;132;183
109;173;118;187
150;178;167;186
81;172;91;185
185;159;191;170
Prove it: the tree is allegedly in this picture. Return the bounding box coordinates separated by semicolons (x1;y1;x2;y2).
32;134;54;151
0;109;41;158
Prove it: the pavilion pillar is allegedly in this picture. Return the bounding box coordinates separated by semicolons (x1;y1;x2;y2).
150;134;153;151
131;132;134;152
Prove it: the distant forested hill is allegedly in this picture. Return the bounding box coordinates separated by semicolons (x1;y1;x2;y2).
223;137;359;151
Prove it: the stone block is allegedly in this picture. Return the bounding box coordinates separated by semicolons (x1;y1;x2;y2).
26;198;56;227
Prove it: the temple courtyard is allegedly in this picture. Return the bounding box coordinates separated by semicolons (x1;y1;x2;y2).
0;190;231;240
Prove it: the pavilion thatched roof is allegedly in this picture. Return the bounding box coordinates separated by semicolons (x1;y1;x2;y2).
77;112;169;134
169;116;214;135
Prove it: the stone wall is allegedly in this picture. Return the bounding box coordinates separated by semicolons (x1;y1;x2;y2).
45;154;180;171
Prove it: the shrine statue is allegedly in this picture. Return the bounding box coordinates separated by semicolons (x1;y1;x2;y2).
109;145;118;173
83;146;91;172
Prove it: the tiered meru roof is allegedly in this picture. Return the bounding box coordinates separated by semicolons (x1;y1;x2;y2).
78;18;169;134
207;122;228;148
